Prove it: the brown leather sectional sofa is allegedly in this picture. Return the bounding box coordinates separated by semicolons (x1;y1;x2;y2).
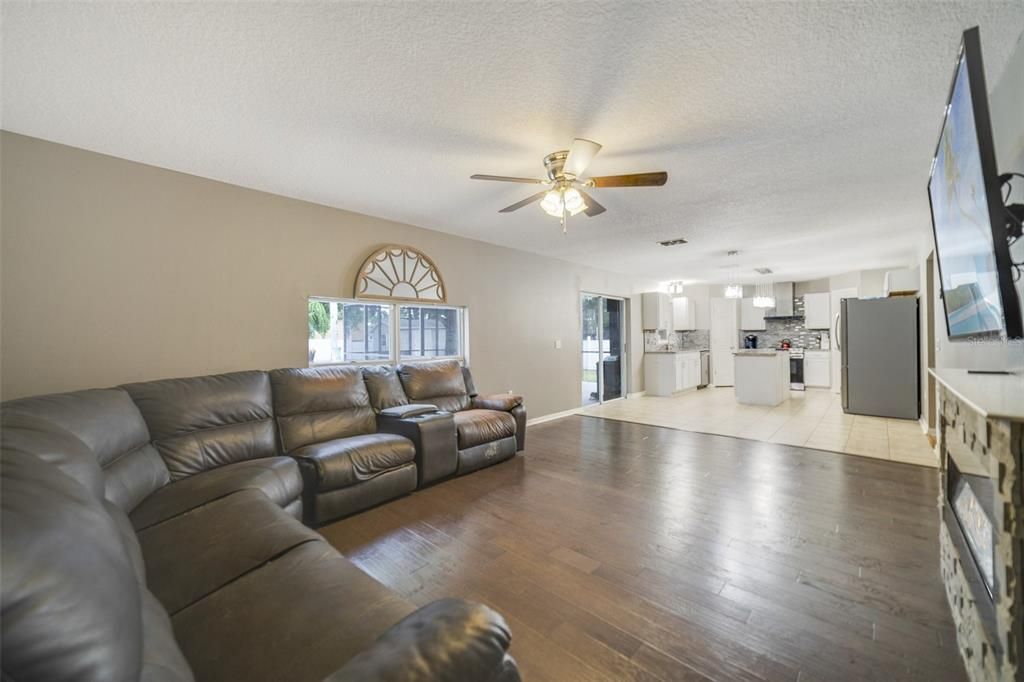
0;359;524;682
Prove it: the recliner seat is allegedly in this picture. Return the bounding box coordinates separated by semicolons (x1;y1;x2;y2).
397;360;526;475
121;371;305;526
269;366;418;526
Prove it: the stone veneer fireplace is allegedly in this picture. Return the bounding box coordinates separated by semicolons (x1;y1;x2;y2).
934;369;1024;681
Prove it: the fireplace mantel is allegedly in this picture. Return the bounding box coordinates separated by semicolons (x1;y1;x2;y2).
932;368;1024;682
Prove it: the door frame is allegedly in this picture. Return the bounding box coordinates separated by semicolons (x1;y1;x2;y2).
580;292;628;406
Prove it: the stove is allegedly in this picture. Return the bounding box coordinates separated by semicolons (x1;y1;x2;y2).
788;348;805;391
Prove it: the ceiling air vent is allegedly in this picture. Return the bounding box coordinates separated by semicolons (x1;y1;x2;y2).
657;238;688;247
754;267;773;275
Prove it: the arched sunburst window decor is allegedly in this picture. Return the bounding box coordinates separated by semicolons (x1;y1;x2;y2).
353;245;447;303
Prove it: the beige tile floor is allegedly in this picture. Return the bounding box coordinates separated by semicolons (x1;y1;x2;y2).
580;387;938;467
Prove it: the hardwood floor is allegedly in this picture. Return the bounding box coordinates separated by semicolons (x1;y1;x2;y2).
319;416;966;682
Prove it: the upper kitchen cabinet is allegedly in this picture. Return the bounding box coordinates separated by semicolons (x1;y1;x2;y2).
883;268;920;297
740;298;767;330
804;292;831;329
672;296;696;330
642;292;674;331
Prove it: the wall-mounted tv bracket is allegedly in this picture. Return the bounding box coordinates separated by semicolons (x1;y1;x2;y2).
998;172;1024;282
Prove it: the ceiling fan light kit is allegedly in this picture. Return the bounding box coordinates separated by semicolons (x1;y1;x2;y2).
471;138;668;233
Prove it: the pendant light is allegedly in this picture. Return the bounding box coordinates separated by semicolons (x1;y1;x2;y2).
724;251;742;299
752;276;776;308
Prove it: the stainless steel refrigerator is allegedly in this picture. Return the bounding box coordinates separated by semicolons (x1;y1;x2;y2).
840;297;919;419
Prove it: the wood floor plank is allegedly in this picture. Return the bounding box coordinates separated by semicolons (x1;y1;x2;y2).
321;416;966;682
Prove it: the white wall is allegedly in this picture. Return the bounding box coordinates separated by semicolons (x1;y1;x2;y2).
0;132;650;417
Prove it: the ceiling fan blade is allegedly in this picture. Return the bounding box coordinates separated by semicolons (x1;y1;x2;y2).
499;191;547;213
589;172;668;188
578;190;606;217
471;174;543;184
563;138;602;178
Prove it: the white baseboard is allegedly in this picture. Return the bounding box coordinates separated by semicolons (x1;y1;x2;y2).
627;391;646;399
527;407;583;427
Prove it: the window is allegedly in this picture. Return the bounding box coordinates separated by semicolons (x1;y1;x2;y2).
308;299;391;365
308;298;466;366
399;305;463;359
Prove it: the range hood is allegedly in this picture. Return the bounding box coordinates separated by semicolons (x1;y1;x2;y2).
765;282;796;318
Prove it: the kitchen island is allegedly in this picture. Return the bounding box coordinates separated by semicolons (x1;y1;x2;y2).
733;350;790;406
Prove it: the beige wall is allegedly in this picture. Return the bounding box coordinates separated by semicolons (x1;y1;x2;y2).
0;132;649;416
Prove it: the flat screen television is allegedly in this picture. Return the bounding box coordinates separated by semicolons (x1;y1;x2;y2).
927;27;1022;340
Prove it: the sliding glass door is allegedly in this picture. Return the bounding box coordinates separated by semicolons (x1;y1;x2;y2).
581;294;626;405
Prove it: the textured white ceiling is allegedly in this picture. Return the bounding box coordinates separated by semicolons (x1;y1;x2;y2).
3;2;1023;285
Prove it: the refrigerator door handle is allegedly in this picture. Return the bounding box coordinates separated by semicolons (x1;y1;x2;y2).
834;313;842;351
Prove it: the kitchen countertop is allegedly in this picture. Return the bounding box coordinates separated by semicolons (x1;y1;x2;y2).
645;349;708;354
733;349;790;357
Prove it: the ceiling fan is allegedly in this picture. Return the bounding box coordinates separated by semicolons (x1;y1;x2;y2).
471;138;668;233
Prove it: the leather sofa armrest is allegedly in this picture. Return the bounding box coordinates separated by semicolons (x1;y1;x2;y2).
471;394;523;412
323;598;520;682
379;404;438;419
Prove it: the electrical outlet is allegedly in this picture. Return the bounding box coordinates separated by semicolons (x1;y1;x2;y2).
554;338;562;349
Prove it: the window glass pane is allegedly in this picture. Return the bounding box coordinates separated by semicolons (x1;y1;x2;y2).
308;299;391;364
399;305;461;359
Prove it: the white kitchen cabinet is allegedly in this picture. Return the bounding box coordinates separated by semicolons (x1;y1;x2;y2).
672;296;696;330
803;292;831;329
645;351;702;395
740;298;766;331
683;352;701;389
642;292;673;331
804;350;831;388
883;269;919;296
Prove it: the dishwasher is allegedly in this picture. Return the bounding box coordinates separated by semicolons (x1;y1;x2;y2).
698;350;711;388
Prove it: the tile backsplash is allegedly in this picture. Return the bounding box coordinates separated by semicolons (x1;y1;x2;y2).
740;295;829;350
643;329;709;351
643;296;828;352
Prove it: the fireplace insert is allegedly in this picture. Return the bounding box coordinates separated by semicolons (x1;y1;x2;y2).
945;443;1000;649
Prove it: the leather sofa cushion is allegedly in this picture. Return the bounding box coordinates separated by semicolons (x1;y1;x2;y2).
138;490;320;615
171;540;415;682
139;588;195;682
270;367;376;452
453;409;517;449
398;360;470;413
123;371;277;480
1;388;169;512
472;394;524;412
105;499;147;585
362;365;410;411
292;433;415;491
0;450;143;682
0;411;106;501
129;457;302;531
